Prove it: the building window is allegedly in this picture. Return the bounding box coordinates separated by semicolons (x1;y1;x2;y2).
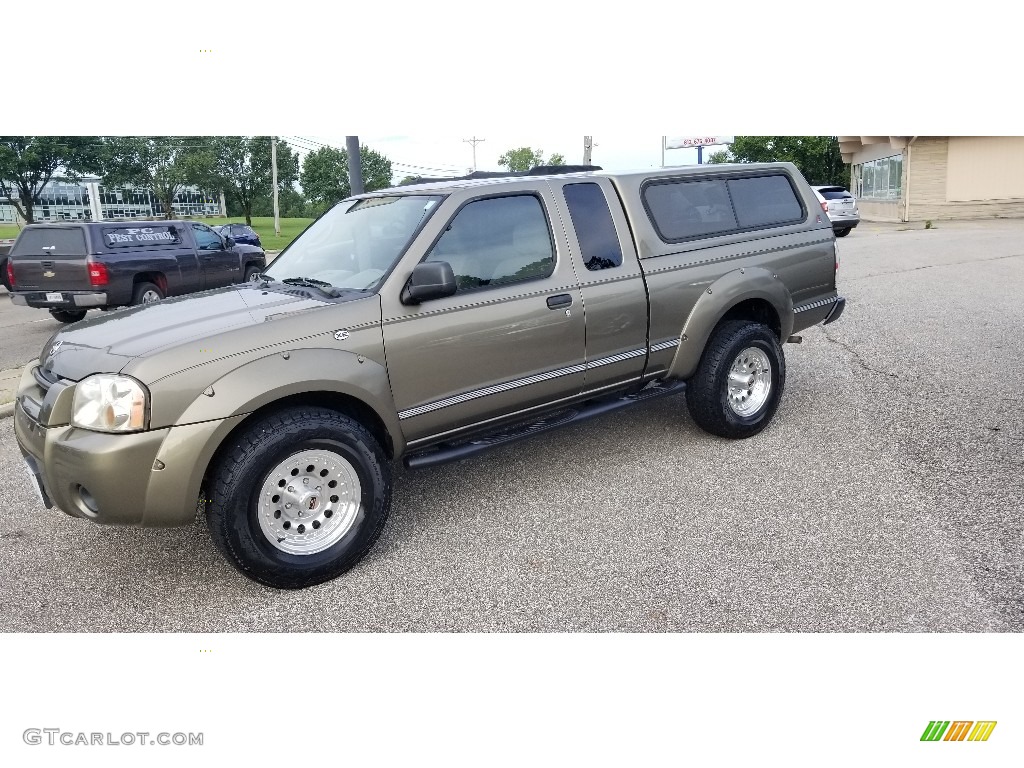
855;154;903;200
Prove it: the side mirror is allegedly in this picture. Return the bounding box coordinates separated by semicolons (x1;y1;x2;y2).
224;236;235;248
401;261;457;305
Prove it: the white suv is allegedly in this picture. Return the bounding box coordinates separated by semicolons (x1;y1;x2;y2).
812;186;859;237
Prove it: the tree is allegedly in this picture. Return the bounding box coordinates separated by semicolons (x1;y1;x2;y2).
300;144;394;213
707;149;731;164
0;137;104;224
497;147;565;172
250;186;307;219
201;137;300;225
706;137;849;188
100;137;214;220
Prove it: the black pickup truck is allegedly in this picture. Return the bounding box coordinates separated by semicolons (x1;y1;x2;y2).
6;220;267;322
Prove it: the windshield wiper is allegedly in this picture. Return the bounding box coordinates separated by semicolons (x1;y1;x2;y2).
279;277;346;298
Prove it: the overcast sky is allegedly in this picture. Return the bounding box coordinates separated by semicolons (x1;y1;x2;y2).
282;135;722;180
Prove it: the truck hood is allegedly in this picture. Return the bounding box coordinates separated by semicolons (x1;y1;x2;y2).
39;283;363;381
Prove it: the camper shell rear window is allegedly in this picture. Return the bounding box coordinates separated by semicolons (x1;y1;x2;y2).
11;227;88;257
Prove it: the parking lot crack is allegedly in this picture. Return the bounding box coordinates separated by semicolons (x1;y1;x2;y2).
820;329;899;379
844;251;1024;282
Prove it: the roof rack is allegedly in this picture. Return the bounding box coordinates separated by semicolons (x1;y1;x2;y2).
398;165;603;186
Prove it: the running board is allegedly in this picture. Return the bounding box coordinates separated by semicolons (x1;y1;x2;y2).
403;379;687;470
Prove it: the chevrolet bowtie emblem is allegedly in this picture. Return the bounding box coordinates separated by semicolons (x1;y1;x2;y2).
43;270;55;278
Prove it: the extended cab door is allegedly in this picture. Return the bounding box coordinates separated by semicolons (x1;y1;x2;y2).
548;178;650;394
191;223;240;288
381;187;586;445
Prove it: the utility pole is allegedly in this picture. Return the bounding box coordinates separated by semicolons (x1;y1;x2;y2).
346;136;364;195
271;137;280;238
583;136;593;165
463;136;485;171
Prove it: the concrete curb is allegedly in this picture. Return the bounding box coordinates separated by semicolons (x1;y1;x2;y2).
0;402;14;420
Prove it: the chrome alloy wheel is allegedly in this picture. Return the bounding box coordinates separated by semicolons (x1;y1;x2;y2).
726;347;772;416
140;288;161;303
257;449;362;555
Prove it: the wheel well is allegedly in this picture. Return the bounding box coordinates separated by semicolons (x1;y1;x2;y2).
201;391;395;498
134;272;167;295
717;298;782;339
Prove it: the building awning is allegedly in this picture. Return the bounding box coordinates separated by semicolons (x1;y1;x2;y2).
837;137;913;163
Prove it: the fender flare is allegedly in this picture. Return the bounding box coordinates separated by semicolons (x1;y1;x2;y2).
666;267;794;380
156;348;404;521
174;347;403;443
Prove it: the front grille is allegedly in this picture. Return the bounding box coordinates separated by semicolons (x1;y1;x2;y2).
32;365;59;393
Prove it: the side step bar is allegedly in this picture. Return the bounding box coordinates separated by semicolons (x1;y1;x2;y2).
403;379;687;470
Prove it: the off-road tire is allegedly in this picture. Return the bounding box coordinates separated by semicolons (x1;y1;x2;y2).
131;281;164;305
49;309;87;323
205;406;392;589
685;320;785;439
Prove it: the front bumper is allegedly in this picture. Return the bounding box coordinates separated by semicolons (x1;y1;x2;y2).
11;290;108;308
13;364;235;527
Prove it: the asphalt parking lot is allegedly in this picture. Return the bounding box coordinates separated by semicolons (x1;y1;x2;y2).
1;220;1021;632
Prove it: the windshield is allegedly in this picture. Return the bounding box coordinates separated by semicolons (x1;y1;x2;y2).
264;194;444;291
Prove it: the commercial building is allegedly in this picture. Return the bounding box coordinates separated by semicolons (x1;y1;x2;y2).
0;176;223;224
839;136;1024;222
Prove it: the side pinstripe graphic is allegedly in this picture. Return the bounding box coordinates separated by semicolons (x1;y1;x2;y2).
650;339;679;353
586;348;647;368
397;341;680;420
399;363;587;419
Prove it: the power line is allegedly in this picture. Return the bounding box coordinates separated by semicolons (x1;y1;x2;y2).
285;135;464;175
463;136;485;171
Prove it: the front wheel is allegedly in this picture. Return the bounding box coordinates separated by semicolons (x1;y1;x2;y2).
49;309;87;323
685;320;785;439
243;264;262;282
205;406;392;589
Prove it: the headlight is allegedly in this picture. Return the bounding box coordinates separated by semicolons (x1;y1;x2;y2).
71;374;148;433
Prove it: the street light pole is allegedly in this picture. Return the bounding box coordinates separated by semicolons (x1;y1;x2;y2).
271;137;280;237
346;136;364;195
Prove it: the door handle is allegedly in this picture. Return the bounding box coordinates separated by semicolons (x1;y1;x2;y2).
546;294;572;309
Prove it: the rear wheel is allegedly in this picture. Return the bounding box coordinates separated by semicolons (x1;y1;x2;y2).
685;320;785;439
834;227;851;237
205;406;392;589
49;309;87;323
131;281;164;305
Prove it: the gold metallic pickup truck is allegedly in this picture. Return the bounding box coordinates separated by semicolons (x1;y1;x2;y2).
14;163;845;588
